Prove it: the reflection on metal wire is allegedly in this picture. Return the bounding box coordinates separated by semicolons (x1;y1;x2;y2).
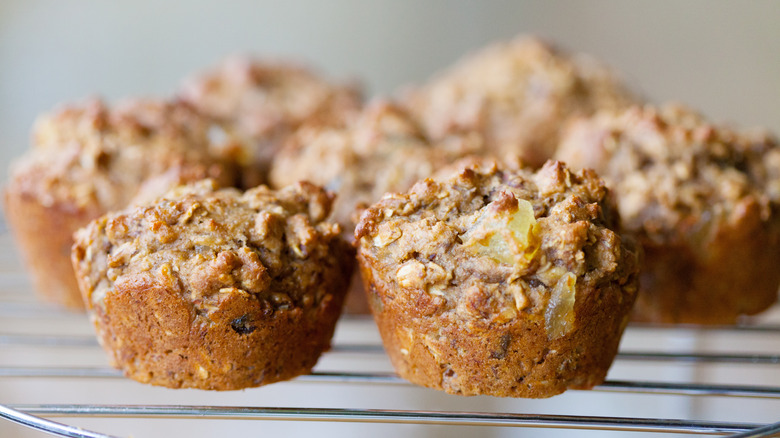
2;367;780;400
2;403;769;436
0;404;117;438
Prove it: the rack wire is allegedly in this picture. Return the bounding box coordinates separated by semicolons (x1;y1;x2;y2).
0;223;779;438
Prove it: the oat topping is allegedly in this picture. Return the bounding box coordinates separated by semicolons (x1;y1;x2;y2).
558;105;779;241
357;160;638;338
74;180;351;314
9;98;235;211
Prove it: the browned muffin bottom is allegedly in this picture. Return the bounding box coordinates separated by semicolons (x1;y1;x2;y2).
355;161;640;398
556;104;780;324
72;180;353;390
402;36;638;168
3;98;236;310
270;100;480;313
179;55;363;187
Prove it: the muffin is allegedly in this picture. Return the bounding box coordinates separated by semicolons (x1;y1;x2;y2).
355;161;640;398
403;36;638;168
71;180;353;390
179;55;363;187
3;98;236;310
556;104;780;324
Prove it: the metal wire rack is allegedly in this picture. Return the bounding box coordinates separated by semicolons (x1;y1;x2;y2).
0;222;779;438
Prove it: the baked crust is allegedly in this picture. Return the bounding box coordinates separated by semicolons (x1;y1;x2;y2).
4;98;235;310
556;104;780;323
403;36;637;168
179;55;363;187
355;161;640;397
72;180;353;390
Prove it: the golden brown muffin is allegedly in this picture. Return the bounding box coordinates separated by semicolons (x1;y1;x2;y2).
4;98;236;310
355;161;640;398
71;180;353;390
179;55;363;187
403;36;638;168
270;100;478;313
556;104;780;324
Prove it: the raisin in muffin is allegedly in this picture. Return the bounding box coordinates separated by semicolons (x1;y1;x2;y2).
355;161;640;398
270;100;478;313
71;180;353;390
402;36;638;168
3;98;236;310
179;55;363;187
556;104;780;324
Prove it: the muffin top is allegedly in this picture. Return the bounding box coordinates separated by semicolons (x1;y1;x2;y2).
556;104;780;244
356;161;639;338
179;56;362;169
270;100;475;237
403;36;637;167
8;98;234;211
73;180;351;315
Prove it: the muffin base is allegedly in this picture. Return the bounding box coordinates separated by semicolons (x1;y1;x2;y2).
90;271;345;390
632;199;780;324
359;255;634;398
3;189;98;310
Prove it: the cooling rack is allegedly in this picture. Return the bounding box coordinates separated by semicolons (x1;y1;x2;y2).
0;221;779;438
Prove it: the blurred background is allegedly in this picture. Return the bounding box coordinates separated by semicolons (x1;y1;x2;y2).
1;1;779;437
2;0;779;176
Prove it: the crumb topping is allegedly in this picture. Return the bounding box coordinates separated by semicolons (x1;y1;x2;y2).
356;161;638;338
8;98;234;211
403;36;636;167
557;104;780;243
73;180;351;316
179;56;362;168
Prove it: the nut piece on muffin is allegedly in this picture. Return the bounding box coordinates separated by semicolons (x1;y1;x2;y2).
179;55;363;187
556;104;780;324
3;98;236;310
355;161;640;398
71;180;353;390
402;36;638;168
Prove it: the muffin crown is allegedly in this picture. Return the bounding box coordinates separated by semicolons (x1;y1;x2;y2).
73;180;350;314
403;36;638;166
356;161;639;334
180;56;362;131
557;104;780;242
9;98;234;211
179;55;362;172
